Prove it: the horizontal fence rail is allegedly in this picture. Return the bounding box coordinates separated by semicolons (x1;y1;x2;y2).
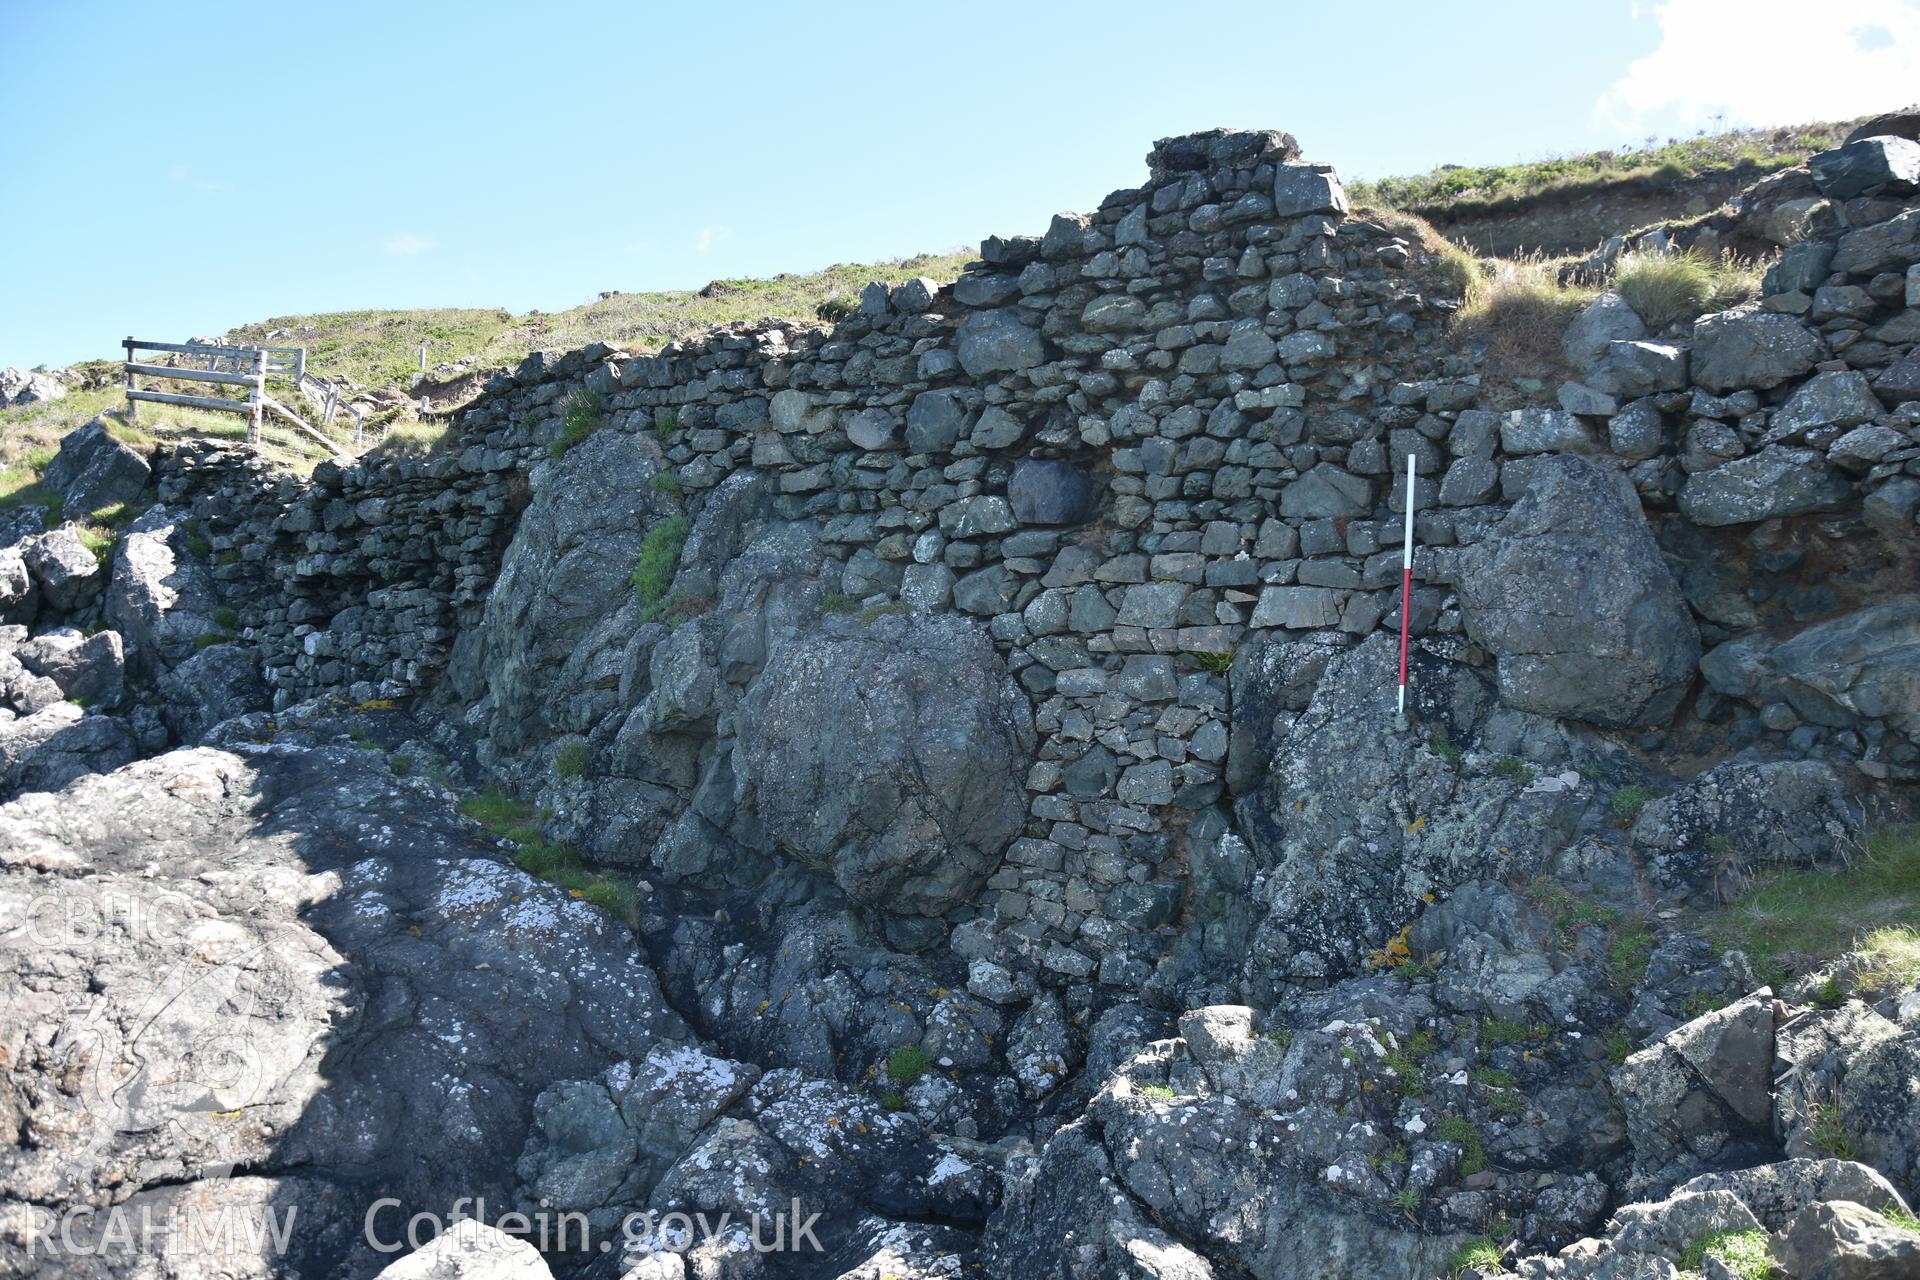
123;337;353;461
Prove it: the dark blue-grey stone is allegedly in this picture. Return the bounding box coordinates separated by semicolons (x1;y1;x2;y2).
1008;459;1094;525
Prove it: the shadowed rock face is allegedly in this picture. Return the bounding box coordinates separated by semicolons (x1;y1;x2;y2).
733;613;1035;918
0;705;688;1279
480;429;670;753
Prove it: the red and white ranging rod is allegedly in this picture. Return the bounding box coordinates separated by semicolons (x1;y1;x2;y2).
1397;452;1415;717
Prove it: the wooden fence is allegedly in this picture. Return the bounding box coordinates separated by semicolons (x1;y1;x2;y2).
122;337;355;461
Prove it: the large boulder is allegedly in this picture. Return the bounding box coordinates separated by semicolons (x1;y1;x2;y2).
1691;304;1822;391
24;524;106;613
0;545;34;625
1233;631;1589;985
156;640;269;742
1677;445;1852;526
103;506;226;676
1008;458;1095;525
373;1220;554;1279
1456;456;1699;727
1810;135;1920;199
1630;760;1861;899
956;308;1046;377
0;709;690;1265
1674;1159;1911;1231
1773;1200;1920;1280
732;612;1034;917
1611;992;1777;1189
0;365;66;407
11;626;125;708
1775;1002;1920;1195
39;418;151;518
0;701;137;799
1563;291;1647;372
1762;602;1920;737
513;1045;757;1230
480;429;673;752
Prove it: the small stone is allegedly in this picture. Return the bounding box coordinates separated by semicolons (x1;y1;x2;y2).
1499;407;1588;455
1271;162;1347;217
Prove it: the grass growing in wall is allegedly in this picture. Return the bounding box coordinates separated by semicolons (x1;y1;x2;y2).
76;524;117;567
553;740;591;780
1611;250;1761;330
1437;1114;1488;1177
1454;254;1599;364
1359;207;1484;298
631;516;691;615
380;420;453;458
549;387;607;459
1609;784;1656;824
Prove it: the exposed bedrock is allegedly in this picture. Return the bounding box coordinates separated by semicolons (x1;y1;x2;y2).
732;613;1035;918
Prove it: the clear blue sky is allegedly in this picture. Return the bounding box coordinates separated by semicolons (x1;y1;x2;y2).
4;0;1914;369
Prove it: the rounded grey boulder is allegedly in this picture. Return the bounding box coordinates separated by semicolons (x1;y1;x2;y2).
1457;455;1700;728
733;612;1034;917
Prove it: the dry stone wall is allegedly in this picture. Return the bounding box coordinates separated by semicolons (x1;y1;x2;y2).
145;127;1920;996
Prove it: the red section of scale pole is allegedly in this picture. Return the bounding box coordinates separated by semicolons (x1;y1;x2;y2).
1397;563;1412;702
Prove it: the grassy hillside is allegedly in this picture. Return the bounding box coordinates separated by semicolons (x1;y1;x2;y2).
1349;119;1859;217
224;250;974;390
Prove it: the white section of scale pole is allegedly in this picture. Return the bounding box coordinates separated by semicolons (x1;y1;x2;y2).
1397;451;1415;716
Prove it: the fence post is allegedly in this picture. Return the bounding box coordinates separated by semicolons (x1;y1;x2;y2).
247;348;266;445
296;347;307;388
123;337;138;423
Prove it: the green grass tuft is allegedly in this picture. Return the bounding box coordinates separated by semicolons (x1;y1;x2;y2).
631;515;692;611
1882;1205;1920;1234
1447;1237;1503;1276
886;1045;929;1086
1609;784;1656;824
553;740;591;780
1611;250;1760;330
1454;253;1598;366
1808;1094;1858;1161
548;387;606;459
649;471;682;494
1492;757;1535;784
1438;1114;1488;1177
1679;1228;1774;1279
1608;921;1655;988
1695;826;1920;991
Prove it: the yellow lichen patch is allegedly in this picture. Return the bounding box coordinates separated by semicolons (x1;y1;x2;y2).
1366;925;1415;970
